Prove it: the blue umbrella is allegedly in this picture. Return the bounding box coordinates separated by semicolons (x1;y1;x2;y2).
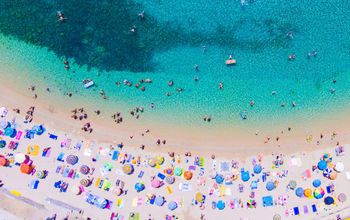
217;200;225;210
0;140;6;148
313;179;321;188
155;196;164;206
134;182;145;192
215;175;224;184
241;171;250;182
295;187;304;197
253;164;262;174
318;160;327;170
266;181;275;191
324;196;334;205
31;126;40;134
4;127;14;136
168;201;177;211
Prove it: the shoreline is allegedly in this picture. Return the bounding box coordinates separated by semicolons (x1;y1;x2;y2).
0;74;349;159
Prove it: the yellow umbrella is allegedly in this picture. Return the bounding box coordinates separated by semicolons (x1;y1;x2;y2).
196;193;204;203
155;156;164;165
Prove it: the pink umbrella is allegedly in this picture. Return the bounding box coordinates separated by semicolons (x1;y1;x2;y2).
151;179;161;188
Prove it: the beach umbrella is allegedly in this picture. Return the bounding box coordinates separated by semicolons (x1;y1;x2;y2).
334;162;344;173
79;165;90;175
36;170;45;179
168;201;177;211
4;127;14;136
165;176;175;184
155;156;164;165
304;189;312;198
135;182;145;192
329;171;337;180
196;193;204;203
0;140;6;148
113;188;123;196
314;187;325;199
318;160;327;170
215;175;224;184
295;187;304;197
209;169;217;179
266;181;275;191
66;155;78;165
71;185;82;195
338;193;347;202
148;158;156;167
247;199;256;208
123;164;134;175
217;200;226;210
20;163;32;174
323;168;332;178
324;196;334;205
184;171;193;180
288;180;297;189
155;196;164;206
164;167;174;175
0;121;9;129
273;214;281;220
151;179;161;188
241;171;250;182
15;153;26;163
174;167;183;176
313;179;321;187
253;164;262;174
80;179;91;187
0;157;7;166
322;153;332;163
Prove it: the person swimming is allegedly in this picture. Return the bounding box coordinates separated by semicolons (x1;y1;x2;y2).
57;11;67;22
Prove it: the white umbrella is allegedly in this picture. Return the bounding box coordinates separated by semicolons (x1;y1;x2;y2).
334;162;344;173
15;153;26;163
71;185;82;195
0;107;8;118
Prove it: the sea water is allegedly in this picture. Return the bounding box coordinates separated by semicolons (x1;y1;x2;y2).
1;0;350;134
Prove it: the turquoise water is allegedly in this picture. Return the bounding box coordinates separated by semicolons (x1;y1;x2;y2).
1;1;350;133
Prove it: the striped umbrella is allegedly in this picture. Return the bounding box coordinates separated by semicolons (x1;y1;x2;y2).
80;165;90;175
322;154;332;163
273;214;281;220
123;164;134;175
80;178;91;187
323;168;332;178
36;170;45;179
66;155;78;165
113;187;122;196
0;140;6;148
148;158;156;167
164;167;174;175
165;176;175;184
247;199;256;208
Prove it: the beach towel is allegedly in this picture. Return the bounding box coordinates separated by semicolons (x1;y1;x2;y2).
95;178;101;187
57;152;65;162
48;133;58;140
137;198;142;206
75;142;82;151
112;151;120;161
15;131;22;140
84;140;94;157
29;179;39;189
303;205;308;214
138;171;144;178
132;198;137;207
167;186;172;194
293;207;300;216
62;168;70;177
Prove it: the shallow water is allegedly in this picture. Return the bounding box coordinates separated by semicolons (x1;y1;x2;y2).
1;1;350;133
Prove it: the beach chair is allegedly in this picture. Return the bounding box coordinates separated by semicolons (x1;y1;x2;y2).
98;179;104;189
293;207;300;216
112;151;120;161
311;204;317;213
75;142;82;151
303;205;308;214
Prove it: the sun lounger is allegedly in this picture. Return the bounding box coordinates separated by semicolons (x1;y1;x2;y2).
62;168;70;177
312;204;317;213
56;166;62;174
293;207;300;216
303;205;308;214
29;179;39;189
138;171;144;178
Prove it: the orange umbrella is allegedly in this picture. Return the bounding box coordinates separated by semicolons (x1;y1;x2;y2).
329;171;338;180
184;171;192;180
20;163;33;174
0;157;7;166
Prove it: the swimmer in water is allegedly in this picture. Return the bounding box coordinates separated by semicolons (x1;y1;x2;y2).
194;64;199;70
219;82;223;90
138;11;145;19
202;46;206;53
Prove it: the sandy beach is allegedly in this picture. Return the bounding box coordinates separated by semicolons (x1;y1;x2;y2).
0;80;349;220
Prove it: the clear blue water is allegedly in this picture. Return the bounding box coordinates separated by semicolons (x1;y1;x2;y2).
1;1;350;132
